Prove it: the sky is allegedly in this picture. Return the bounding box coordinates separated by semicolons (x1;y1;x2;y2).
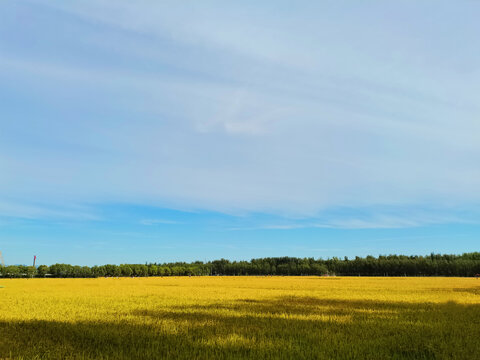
1;1;479;266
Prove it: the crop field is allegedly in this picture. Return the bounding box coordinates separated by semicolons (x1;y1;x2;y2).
0;277;479;359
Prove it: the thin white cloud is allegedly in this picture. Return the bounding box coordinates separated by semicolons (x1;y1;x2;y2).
228;209;480;231
139;219;183;226
0;200;99;221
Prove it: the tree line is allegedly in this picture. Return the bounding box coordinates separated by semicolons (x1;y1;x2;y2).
1;252;479;278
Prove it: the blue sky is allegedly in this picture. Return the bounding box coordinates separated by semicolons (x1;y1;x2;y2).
1;1;479;265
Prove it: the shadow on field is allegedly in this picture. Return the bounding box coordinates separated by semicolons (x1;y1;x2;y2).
453;287;480;295
1;297;479;359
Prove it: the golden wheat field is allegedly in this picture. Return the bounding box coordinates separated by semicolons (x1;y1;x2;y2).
0;277;479;359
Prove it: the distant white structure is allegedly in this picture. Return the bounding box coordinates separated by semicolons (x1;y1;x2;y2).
0;251;4;267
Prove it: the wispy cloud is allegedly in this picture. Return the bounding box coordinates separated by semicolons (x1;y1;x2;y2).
139;219;183;226
0;200;99;221
228;208;480;231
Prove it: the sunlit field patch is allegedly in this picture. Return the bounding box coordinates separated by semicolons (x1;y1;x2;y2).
0;277;479;359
